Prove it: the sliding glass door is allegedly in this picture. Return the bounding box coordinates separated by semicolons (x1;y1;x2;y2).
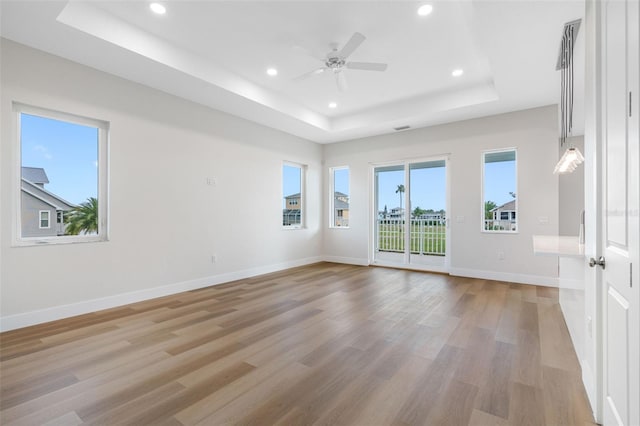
373;157;448;271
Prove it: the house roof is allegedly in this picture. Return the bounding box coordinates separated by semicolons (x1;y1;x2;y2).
285;193;301;199
335;192;348;198
335;199;349;210
21;167;49;184
21;178;76;211
492;199;516;211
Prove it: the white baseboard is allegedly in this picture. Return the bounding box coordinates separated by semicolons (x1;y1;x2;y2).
449;267;559;287
0;256;323;332
322;256;369;266
581;358;599;422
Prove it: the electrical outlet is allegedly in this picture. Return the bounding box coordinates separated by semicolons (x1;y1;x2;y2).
206;177;217;186
211;254;217;264
498;251;505;260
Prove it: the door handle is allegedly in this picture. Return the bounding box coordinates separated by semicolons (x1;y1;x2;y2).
589;256;606;269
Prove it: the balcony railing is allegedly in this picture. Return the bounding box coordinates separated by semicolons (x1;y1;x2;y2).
377;218;445;256
484;219;517;231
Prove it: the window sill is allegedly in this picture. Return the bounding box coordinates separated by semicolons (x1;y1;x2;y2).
12;235;108;247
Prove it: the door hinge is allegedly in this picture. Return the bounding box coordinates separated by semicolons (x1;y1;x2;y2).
630;92;633;117
631;263;633;288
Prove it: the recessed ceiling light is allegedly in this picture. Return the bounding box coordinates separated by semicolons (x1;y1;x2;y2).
149;3;166;14
266;68;278;76
452;69;464;77
328;102;337;109
417;4;433;16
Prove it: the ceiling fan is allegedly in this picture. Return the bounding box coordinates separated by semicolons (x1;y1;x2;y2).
294;32;388;92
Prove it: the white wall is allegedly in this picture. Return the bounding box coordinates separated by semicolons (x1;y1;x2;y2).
323;106;560;285
0;39;565;332
0;39;323;330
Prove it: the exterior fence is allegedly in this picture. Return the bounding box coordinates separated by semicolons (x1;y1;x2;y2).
377;218;446;256
484;219;517;231
283;210;301;226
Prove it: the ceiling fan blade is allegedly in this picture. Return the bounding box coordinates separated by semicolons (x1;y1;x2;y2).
338;32;366;59
293;67;326;81
336;71;348;92
346;62;388;72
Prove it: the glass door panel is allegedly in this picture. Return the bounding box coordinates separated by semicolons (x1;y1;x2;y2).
409;160;447;268
374;165;406;264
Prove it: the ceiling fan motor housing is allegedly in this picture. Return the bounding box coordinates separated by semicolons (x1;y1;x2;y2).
326;56;346;71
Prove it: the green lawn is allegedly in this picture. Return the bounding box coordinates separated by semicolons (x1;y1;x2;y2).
377;223;446;255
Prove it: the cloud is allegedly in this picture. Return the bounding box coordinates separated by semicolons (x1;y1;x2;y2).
33;144;53;160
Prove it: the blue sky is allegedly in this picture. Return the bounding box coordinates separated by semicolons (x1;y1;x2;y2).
376;167;447;212
283;164;301;207
376;161;515;213
21;113;98;205
484;161;516;206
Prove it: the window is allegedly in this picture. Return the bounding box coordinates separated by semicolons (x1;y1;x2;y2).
330;166;350;228
282;162;305;228
483;149;517;232
15;103;109;244
39;210;50;229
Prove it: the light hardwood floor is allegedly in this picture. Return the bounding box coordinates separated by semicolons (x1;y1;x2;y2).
0;263;595;425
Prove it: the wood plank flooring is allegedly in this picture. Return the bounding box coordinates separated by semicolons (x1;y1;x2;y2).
0;263;596;425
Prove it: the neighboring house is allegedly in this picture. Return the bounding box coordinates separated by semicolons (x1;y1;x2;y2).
21;167;75;237
334;191;349;227
388;207;404;220
284;193;301;210
489;199;517;231
283;193;301;226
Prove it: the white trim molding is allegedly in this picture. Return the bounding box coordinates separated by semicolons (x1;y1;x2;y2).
449;267;559;287
322;256;369;266
0;256;323;332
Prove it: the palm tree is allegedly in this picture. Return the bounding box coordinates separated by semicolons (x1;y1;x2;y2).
485;200;497;220
395;184;405;209
65;197;99;235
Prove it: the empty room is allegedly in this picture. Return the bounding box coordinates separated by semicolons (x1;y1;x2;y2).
0;0;638;425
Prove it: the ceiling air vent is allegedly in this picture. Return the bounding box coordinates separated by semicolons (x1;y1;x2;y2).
393;125;411;131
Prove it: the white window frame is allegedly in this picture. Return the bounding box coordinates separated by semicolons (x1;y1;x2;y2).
13;102;110;246
282;161;306;230
481;148;518;233
329;166;350;229
38;210;50;229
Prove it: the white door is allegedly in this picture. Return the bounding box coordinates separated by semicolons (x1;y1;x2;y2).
600;0;639;424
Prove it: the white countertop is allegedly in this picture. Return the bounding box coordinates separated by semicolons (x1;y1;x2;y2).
533;235;585;258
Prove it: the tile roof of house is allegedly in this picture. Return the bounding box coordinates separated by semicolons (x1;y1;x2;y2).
21;167;49;184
